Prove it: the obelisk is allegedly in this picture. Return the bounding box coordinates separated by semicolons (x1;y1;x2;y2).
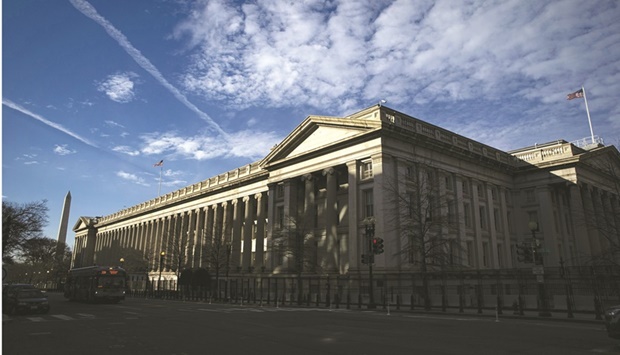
56;191;72;248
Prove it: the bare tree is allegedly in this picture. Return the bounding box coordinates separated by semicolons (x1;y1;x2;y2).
201;221;231;299
2;200;49;264
580;150;620;268
385;161;463;309
272;215;319;304
160;228;191;290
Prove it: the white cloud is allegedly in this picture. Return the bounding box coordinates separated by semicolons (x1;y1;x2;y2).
173;0;620;119
53;144;77;155
140;129;281;161
116;171;149;186
97;72;139;103
112;145;140;156
105;120;126;128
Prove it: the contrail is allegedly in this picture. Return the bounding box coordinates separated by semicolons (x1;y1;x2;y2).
3;98;98;148
69;0;230;139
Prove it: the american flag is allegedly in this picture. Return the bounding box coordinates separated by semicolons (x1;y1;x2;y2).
566;89;584;100
153;160;164;167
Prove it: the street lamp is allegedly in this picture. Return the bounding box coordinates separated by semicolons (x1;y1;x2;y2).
119;257;125;268
529;221;551;317
158;251;166;292
363;217;376;309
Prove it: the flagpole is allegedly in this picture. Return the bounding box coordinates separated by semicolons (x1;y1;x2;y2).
158;165;162;197
581;86;595;145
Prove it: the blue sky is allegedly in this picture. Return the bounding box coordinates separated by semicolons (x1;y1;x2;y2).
3;0;620;251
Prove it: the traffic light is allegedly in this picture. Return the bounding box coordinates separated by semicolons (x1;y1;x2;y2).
361;254;374;264
533;239;544;265
372;238;384;255
516;242;532;263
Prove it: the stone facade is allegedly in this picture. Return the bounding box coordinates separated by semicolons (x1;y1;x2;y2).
71;105;620;287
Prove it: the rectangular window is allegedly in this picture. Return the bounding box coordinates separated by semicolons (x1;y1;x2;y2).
363;189;374;217
466;241;474;267
276;184;284;199
482;242;489;267
497;244;503;267
408;192;415;218
445;175;453;191
525;189;536;203
276;206;284;228
479;206;487;230
406;166;414;179
361;160;373;179
464;203;471;227
564;214;571;235
493;208;500;232
478;184;484;198
448;200;456;224
462;180;470;196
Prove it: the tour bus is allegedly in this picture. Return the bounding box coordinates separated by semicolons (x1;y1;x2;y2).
64;266;127;303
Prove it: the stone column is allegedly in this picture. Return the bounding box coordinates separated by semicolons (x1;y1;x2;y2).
254;193;266;271
265;184;277;270
537;186;556;266
231;198;243;270
581;184;601;255
346;160;359;269
193;208;206;268
323;167;338;272
186;210;197;268
486;185;499;269
471;180;483;268
242;196;254;271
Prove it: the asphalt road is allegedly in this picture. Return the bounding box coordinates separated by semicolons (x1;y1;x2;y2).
3;292;619;355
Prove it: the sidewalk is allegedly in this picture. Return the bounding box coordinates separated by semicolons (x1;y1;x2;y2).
355;303;605;324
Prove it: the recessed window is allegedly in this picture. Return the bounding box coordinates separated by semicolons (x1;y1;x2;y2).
363;189;374;218
361;160;373;179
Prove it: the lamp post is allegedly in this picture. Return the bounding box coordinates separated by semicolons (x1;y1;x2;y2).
529;221;551;317
158;251;165;292
363;217;376;309
119;257;125;268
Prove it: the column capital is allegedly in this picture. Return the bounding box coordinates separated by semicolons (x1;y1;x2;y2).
322;167;335;176
301;173;315;182
254;192;264;200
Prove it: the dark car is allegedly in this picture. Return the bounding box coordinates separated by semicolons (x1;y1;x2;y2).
3;287;50;315
604;304;620;339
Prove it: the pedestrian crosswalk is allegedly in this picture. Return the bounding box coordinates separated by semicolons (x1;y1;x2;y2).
20;313;95;322
196;306;350;314
4;306;349;322
7;311;135;323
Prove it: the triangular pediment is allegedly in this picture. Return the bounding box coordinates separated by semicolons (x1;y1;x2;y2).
260;110;382;168
72;216;95;232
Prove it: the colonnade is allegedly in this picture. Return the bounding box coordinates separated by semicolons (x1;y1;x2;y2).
83;163;354;277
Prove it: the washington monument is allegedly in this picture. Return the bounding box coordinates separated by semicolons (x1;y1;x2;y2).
56;191;71;249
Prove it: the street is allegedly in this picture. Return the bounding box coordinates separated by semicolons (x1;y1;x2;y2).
3;292;619;355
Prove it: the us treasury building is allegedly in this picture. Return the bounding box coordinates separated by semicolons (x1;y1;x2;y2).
71;105;620;311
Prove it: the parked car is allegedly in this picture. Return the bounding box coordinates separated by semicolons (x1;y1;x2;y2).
3;283;36;296
3;287;50;315
604;304;620;340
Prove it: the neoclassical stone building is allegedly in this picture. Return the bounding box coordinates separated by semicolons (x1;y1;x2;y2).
71;105;620;290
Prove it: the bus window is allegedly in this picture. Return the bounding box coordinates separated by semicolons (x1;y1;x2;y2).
98;276;125;289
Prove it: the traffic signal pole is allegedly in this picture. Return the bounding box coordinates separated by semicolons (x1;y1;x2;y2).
366;222;376;309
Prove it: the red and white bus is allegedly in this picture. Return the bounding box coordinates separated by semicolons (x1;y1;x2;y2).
64;266;127;303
